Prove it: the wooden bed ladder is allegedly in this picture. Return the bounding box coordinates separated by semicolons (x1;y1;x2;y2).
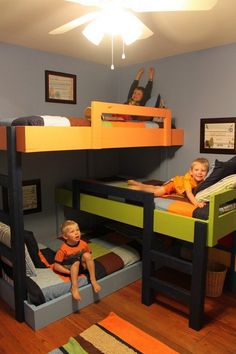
142;221;208;331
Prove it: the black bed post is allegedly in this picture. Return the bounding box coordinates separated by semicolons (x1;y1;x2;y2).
189;221;208;330
141;193;155;305
7;127;26;322
228;230;236;292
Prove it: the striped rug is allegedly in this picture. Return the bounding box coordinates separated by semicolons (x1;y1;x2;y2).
49;312;178;354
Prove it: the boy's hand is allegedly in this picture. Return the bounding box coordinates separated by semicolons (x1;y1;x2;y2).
195;201;206;208
135;68;144;80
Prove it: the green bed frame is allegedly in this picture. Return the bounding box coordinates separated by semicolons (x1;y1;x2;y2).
56;185;236;247
56;181;236;331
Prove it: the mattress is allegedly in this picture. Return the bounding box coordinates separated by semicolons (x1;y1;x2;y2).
0;115;160;128
98;180;236;220
0;115;91;126
1;229;141;306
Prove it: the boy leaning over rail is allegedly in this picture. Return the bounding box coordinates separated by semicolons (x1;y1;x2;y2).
128;157;209;208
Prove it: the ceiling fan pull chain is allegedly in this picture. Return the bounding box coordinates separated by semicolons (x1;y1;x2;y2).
111;34;114;70
122;38;126;59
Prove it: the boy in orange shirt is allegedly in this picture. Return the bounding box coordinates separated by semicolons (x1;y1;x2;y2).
128;158;209;208
54;220;101;300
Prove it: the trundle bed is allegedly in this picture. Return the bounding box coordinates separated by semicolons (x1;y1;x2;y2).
0;102;183;329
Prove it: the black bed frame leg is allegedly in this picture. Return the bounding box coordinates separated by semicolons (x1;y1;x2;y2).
189;221;208;330
7;127;26;323
142;269;155;305
141;194;155;306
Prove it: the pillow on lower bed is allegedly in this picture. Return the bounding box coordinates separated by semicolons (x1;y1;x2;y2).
24;230;47;268
0;222;37;276
195;174;236;202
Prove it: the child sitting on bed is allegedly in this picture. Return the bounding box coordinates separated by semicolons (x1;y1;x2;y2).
128;157;209;208
112;67;155;121
54;220;101;301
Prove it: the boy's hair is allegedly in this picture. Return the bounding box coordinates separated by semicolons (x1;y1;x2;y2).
135;86;145;95
61;220;78;236
190;157;209;172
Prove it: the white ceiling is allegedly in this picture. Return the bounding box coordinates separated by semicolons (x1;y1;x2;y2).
1;0;236;67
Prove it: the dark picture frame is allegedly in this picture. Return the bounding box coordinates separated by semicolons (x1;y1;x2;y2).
45;70;77;104
200;118;236;154
3;179;42;215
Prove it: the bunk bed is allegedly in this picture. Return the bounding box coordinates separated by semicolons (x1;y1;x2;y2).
0;102;184;330
0;101;184;152
55;177;236;330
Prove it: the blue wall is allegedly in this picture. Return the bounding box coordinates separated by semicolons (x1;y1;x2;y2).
1;42;236;241
0;42;118;118
117;44;236;179
0;43;120;241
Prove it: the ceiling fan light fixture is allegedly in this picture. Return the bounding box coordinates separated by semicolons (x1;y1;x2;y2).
82;8;144;46
82;20;104;45
119;12;143;45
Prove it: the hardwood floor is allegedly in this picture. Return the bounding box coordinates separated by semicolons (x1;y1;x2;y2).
0;280;235;354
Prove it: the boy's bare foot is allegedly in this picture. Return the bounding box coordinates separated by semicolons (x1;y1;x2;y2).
128;185;140;191
71;286;81;301
91;281;101;293
127;180;142;186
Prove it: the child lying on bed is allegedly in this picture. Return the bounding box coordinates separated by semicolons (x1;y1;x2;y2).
54;220;101;300
128;157;209;208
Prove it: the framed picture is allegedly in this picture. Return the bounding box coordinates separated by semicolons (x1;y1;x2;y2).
2;179;42;215
200;118;236;154
45;70;77;104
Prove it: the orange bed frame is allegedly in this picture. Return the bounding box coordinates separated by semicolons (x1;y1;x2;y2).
0;101;184;152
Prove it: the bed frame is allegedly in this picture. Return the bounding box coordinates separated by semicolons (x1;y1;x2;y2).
57;179;236;331
0;101;183;152
0;103;182;329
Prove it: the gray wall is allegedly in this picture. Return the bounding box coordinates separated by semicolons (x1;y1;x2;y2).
1;42;236;241
117;43;236;179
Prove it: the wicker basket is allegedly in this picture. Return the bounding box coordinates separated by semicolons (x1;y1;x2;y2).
206;263;227;297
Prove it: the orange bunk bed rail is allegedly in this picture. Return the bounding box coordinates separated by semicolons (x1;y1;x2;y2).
0;101;184;152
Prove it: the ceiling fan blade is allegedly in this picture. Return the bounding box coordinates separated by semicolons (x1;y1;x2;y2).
49;12;99;35
126;0;218;12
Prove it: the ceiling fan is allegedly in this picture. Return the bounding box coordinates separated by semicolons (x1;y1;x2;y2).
50;0;218;45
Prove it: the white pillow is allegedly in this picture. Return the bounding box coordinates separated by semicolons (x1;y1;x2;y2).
195;174;236;202
0;222;36;277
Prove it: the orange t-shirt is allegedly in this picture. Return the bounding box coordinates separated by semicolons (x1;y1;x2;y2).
164;172;198;195
54;240;90;266
173;172;198;195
